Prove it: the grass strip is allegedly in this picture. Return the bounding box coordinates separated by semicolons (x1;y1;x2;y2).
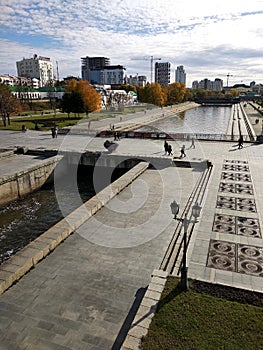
140;277;263;350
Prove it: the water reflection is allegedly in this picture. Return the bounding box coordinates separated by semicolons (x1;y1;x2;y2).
138;106;232;134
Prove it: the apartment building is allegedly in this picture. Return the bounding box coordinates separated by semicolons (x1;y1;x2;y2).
126;75;147;87
81;56;110;81
155;62;170;86
192;78;223;91
16;54;54;87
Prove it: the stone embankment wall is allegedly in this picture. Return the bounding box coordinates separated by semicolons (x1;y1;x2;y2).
0;155;61;206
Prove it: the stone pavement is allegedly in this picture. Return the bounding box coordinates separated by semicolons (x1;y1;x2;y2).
188;141;263;292
0;160;202;350
0;103;263;349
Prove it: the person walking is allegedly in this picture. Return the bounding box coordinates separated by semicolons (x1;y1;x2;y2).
164;140;169;155
190;138;195;149
168;144;173;156
238;135;243;149
180;145;186;158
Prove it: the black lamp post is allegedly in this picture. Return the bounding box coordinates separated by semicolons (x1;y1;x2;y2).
170;200;201;291
170;200;180;219
192;202;202;223
181;215;189;290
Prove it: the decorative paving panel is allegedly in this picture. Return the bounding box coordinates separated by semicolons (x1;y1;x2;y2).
219;183;253;195
238;244;263;276
213;214;261;237
221;172;251;182
219;183;236;193
236;198;257;212
207;240;263;277
222;164;249;172
224;160;248;164
216;196;256;212
207;240;236;271
236;184;254;195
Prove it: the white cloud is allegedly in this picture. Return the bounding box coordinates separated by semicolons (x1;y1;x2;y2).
0;0;262;86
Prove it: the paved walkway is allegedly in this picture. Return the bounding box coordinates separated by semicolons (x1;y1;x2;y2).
0;103;263;349
0;163;201;349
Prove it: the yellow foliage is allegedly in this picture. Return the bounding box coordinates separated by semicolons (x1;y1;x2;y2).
66;79;101;113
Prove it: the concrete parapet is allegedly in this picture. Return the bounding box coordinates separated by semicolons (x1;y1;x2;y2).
0;155;62;206
0;161;149;295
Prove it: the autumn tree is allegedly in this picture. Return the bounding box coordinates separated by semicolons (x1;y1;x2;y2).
0;84;22;126
166;83;186;105
230;89;239;97
140;83;166;107
64;79;101;117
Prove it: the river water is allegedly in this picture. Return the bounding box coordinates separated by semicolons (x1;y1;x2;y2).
0;167;95;264
0;106;232;264
138;105;232;134
0;166;127;264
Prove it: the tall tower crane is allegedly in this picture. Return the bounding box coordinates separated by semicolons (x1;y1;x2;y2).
226;73;233;87
131;55;161;83
149;56;161;84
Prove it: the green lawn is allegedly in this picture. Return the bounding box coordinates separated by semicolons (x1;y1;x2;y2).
140;277;263;350
0;105;148;131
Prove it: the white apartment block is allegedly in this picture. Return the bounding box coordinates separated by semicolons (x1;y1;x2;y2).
16;54;54;87
126;75;147;87
103;65;126;85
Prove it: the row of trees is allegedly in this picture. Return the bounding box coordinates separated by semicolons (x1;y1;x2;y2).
122;82;188;107
0;78;247;126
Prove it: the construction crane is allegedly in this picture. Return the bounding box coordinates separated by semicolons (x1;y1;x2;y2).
149;56;161;84
226;73;233;87
132;56;161;83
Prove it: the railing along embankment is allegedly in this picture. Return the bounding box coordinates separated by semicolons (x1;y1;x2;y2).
160;160;213;276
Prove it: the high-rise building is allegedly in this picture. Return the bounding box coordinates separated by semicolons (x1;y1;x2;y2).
213;78;223;91
81;56;110;81
155;62;170;86
16;54;54;87
175;65;186;84
192;78;223;91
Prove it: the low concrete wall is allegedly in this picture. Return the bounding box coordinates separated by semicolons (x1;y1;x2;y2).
0;155;61;206
121;269;168;350
62;150;208;170
0;161;149;295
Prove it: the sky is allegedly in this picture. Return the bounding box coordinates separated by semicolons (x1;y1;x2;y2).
0;0;263;87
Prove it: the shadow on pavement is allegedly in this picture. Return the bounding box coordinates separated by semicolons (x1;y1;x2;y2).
111;286;147;350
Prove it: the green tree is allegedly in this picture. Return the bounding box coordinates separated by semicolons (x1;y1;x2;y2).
0;84;22;126
61;91;84;117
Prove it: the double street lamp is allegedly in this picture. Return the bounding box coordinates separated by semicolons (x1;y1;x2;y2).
170;200;201;290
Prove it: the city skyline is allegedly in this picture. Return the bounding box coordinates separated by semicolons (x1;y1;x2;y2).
0;0;263;87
